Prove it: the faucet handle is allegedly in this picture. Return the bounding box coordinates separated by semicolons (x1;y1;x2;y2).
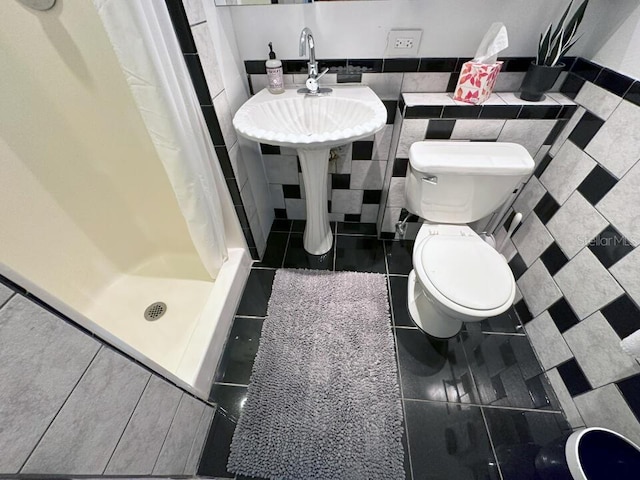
315;68;329;81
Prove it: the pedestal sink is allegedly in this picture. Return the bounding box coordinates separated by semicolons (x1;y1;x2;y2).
233;86;386;255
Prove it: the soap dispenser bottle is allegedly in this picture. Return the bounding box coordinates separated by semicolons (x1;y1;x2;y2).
266;42;284;94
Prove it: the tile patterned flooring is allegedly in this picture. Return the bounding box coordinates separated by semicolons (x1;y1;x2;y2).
198;221;571;480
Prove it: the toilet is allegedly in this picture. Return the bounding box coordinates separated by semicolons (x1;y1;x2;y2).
404;141;534;338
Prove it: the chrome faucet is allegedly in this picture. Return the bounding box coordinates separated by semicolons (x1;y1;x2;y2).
298;27;331;95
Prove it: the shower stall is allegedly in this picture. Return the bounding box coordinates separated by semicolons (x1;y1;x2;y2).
0;0;251;399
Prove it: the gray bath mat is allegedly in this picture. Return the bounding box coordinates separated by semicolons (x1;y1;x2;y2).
228;269;405;480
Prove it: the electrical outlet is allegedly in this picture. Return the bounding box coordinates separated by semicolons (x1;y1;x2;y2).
386;29;422;57
395;38;414;49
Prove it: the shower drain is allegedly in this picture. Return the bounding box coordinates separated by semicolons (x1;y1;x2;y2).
144;302;167;321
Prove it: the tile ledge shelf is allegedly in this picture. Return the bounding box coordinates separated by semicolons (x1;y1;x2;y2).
402;92;576;108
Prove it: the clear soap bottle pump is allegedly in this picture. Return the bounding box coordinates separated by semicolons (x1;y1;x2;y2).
266;42;284;94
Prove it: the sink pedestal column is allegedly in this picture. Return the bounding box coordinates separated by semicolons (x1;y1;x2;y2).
297;148;332;255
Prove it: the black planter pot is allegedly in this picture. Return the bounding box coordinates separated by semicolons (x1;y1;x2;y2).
519;62;565;101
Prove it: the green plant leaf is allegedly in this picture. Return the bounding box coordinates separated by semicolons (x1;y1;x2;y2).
563;0;589;47
538;0;588;65
549;29;564;66
551;0;573;47
538;24;553;65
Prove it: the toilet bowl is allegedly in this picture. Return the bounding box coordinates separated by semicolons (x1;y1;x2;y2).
403;141;534;337
408;223;515;337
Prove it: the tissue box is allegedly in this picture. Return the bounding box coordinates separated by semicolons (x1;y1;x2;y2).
453;61;503;105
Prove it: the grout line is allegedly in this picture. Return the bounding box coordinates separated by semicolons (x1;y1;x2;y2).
18;346;103;473
494;118;509;143
480;405;505;480
383;242;414;480
193;404;218;475
393;325;419;330
102;374;153;474
279;224;293;269
184;403;209;475
458;329;488;413
190;20;206;27
388;273;409;278
152;393;185;474
401;397;564;414
213;381;249;388
235;314;266;320
250;266;277;271
0;291;15;310
476;330;527;336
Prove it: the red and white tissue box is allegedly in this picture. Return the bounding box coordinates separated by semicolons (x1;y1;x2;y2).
453;61;503;105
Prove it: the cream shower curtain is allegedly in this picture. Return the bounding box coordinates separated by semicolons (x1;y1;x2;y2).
93;0;228;279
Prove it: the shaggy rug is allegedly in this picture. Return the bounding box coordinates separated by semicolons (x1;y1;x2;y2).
227;269;405;480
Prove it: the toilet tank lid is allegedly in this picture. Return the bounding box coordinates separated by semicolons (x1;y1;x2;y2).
409;141;534;175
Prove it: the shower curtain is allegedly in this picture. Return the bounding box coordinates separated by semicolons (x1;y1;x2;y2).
93;0;228;279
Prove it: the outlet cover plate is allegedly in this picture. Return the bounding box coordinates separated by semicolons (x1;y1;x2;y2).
386;29;422;57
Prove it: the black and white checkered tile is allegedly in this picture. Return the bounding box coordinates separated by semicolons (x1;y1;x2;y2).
244;56;572;226
244;56;562;99
168;0;265;259
499;58;640;441
260;124;392;223
380;90;576;239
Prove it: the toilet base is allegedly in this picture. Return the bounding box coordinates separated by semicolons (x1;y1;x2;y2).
407;270;462;338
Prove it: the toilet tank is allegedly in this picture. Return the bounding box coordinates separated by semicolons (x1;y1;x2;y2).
405;141;534;223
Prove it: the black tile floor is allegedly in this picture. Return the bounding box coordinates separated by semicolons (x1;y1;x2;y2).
199;221;571;480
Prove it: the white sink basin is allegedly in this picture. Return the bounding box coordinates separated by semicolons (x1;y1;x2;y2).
233;86;387;149
233;85;386;255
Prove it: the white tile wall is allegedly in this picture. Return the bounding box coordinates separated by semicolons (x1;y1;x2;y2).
564;312;640;388
212;92;237;147
597;160;640;245
401;73;451;93
540;141;596;204
362;73;403;100
269;184;285;209
574;81;622;120
331;190;364;215
497;120;557;156
397;119;428;157
574;385;640;445
546;192;608;259
507;69;640;440
191;23;224;100
517;260;562;317
554;248;623;319
263;155;299;184
450;120;505;140
525;311;573;370
546;368;585;428
610;247;640;306
585;100;640;178
350;160;386;190
512;176;546;219
512;213;554;267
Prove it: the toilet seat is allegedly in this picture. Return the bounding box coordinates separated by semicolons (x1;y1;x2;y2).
413;234;514;315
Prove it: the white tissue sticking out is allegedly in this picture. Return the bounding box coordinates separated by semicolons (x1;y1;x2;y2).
621;330;640;358
473;23;509;64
